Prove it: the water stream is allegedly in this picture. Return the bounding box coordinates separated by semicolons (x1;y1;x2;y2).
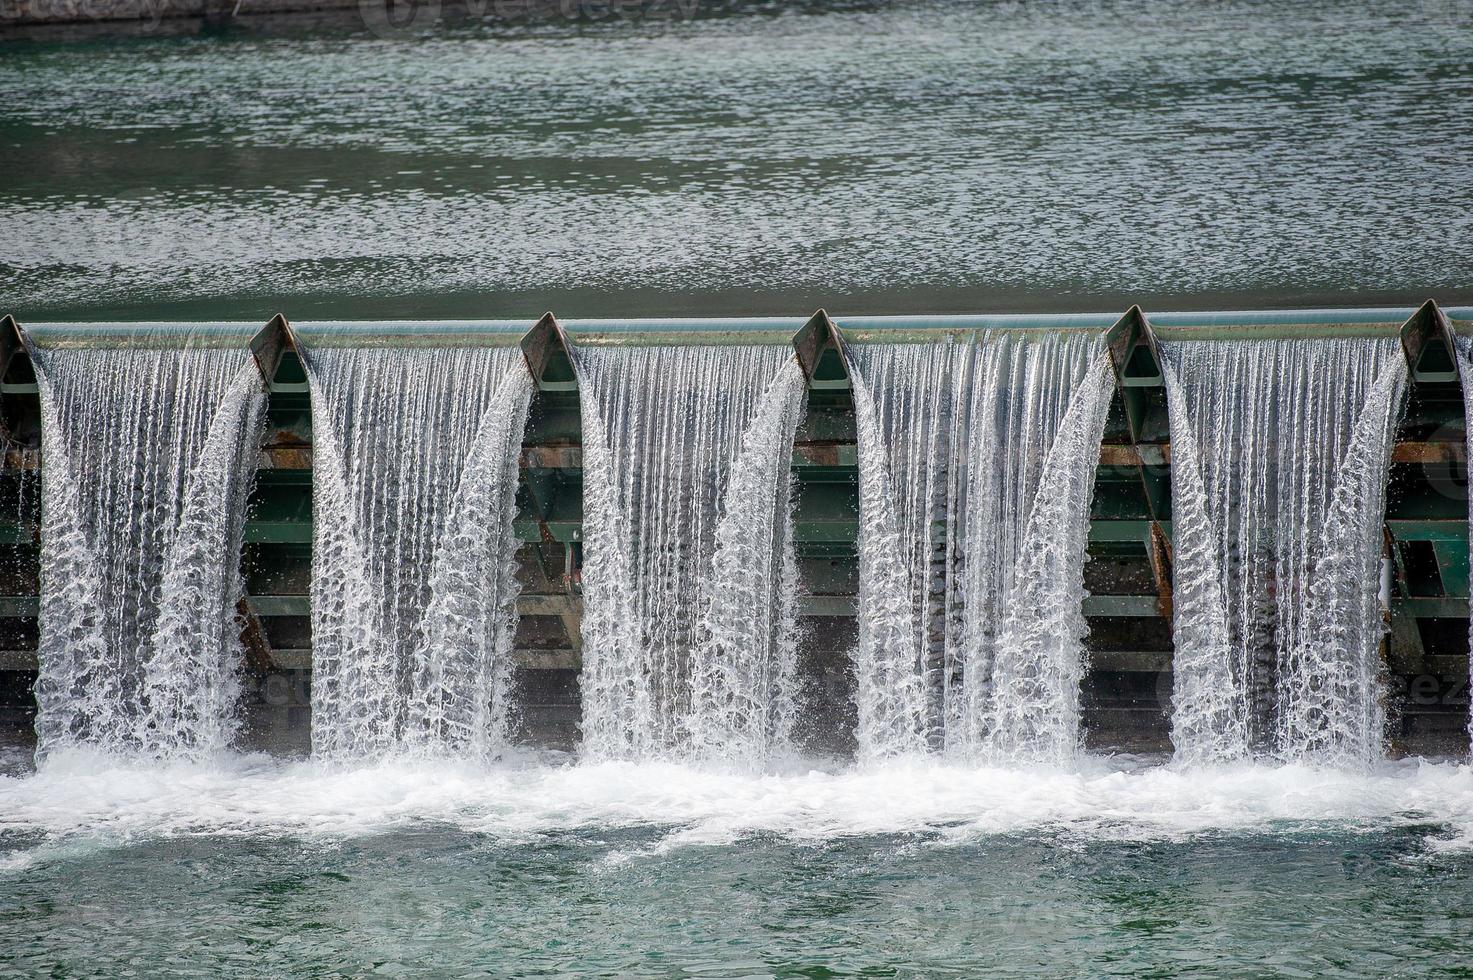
847;334;1110;764
575;345;802;763
1162;338;1407;768
301;345;531;761
29;338;266;760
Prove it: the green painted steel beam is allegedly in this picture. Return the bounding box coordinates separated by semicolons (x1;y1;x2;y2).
1;591;1467;623
0;596;36;616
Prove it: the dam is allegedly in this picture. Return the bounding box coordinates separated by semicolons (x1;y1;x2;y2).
0;303;1469;766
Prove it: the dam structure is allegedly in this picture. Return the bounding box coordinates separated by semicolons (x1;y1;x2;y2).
0;304;1469;765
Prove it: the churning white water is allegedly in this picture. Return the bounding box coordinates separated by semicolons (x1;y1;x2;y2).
301;345;531;761
575;346;803;763
4;752;1472;860
29;338;267;761
847;333;1111;764
1162;339;1408;769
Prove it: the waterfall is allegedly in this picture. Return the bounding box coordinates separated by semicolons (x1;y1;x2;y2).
970;354;1114;763
847;334;1109;764
575;345;801;762
30;339;266;760
685;359;807;769
848;359;940;760
1160;359;1244;764
1162;339;1407;768
302;346;532;761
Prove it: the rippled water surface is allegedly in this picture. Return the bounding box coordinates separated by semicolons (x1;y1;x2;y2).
4;0;1473;319
3;752;1473;976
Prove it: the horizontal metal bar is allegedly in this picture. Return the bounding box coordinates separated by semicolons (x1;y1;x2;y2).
20;321;267;350
0;647;585;672
1084;595;1164;617
563;317;803;347
15;307;1470;351
8;439;1456;477
1149;307;1429;340
0;596;36;616
290;320;528;349
0;590;1451;623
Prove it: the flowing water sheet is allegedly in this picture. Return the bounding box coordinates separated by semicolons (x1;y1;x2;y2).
847;334;1110;764
685;359;808;769
1162;339;1407;768
576;346;802;764
30;336;267;761
303;346;531;761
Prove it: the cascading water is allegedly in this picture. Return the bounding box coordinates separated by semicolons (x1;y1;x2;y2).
972;353;1115;763
302;345;532;761
29;336;267;761
1162;339;1407;768
847;333;1111;764
685;359;808;769
576;345;802;763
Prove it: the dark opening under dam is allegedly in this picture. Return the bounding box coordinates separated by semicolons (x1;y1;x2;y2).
1;303;1470;766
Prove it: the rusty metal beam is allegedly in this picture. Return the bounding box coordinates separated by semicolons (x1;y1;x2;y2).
1399;299;1460;383
792;308;851;389
519;312;578;391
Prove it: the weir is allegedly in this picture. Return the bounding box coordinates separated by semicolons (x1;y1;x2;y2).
16;321;274;760
845;332;1112;762
0;306;1469;766
297;329;532;760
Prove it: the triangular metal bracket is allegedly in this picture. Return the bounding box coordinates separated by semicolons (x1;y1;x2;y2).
1399;299;1460;384
520;312;578;391
249;313;296;388
0;315;25;374
792;309;851;389
1103;305;1165;446
0;314;36;389
1103;305;1163;388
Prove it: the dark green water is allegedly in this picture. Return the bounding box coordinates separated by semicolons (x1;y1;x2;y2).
4;0;1473;321
4;826;1472;977
2;752;1472;976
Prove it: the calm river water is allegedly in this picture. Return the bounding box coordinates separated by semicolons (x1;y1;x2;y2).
3;0;1472;321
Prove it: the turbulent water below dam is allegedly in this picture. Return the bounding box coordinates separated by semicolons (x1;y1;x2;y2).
2;748;1473;975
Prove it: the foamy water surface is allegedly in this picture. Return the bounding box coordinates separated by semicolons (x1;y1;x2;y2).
4;752;1473;975
4;751;1472;859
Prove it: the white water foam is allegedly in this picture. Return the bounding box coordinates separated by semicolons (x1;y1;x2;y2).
2;755;1471;859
